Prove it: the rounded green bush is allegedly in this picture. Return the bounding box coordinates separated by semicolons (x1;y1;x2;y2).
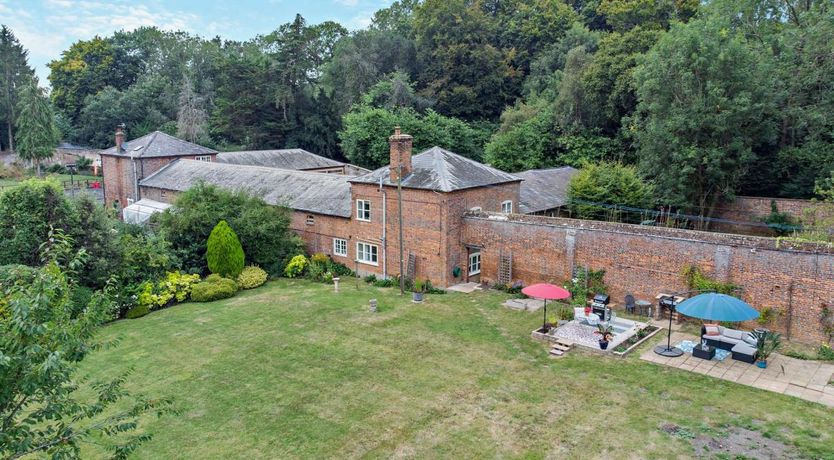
125;304;150;319
206;220;245;279
238;266;268;289
283;254;308;278
190;276;238;302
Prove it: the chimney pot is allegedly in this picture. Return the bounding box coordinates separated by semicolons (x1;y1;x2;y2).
388;127;413;182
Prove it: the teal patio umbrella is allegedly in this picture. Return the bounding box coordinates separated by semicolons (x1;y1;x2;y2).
675;293;760;322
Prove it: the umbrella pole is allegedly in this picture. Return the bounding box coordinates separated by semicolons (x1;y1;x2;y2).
542;299;547;330
654;299;683;357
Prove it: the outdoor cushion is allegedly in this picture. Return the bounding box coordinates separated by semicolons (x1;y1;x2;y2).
723;329;744;340
719;335;742;345
731;342;756;356
743;333;758;346
704;325;720;336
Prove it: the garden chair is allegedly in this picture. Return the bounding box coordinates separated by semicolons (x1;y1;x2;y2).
624;294;635;314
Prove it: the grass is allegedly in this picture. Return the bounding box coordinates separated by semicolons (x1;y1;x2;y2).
79;279;834;459
0;172;98;188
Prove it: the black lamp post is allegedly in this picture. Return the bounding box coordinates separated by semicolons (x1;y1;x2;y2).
654;295;684;357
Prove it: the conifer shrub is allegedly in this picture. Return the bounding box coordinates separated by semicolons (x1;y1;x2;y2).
206;220;245;279
238;266;268;289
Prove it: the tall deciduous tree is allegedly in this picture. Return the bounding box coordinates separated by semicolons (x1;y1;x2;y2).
15;78;60;175
0;25;34;153
413;0;520;120
177;75;208;143
632;17;775;222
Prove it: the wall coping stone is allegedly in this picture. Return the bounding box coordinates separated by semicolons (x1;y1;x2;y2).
464;212;834;255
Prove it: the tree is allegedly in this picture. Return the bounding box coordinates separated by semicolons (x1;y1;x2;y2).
15;78;60;175
632;17;775;222
567;161;655;220
339;105;489;169
0;179;78;266
48;36;140;123
155;183;302;275
0;25;34;153
177;75;208;143
206;220;245;279
413;0;520;120
0;239;172;459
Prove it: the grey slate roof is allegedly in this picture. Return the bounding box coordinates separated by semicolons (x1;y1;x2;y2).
350;146;522;192
216;149;346;170
139;160;352;217
100;131;217;158
516;166;578;213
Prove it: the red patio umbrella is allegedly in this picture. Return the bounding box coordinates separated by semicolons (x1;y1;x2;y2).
521;283;571;331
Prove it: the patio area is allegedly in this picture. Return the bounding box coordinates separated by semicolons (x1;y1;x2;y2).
641;331;834;408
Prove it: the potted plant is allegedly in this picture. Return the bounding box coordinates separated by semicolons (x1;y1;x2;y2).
752;330;782;368
595;323;614;350
412;278;425;303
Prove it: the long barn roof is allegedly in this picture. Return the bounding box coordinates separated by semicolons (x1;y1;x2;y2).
139;160;352;217
516;166;578;213
216;149;346;170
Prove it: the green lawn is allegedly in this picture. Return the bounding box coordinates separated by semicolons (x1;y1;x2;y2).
79;280;834;459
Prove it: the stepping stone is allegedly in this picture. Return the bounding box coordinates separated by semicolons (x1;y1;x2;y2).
549;349;564;357
555;339;575;348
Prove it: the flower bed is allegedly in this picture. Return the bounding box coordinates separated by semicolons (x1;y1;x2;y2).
612;325;662;357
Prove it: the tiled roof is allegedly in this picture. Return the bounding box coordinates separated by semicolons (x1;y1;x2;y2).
216;149;347;170
350;147;522;192
100;131;216;158
139;160;352;218
516;166;578;213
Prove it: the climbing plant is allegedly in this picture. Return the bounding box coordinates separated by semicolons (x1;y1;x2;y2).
681;265;738;295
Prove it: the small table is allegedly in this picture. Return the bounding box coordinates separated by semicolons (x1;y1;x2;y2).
692;344;716;361
635;300;652;317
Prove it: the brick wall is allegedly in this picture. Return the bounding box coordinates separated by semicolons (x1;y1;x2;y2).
103;154;216;210
714;196;834;232
462;212;834;344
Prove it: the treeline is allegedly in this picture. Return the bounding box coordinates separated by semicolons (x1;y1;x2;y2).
2;0;833;217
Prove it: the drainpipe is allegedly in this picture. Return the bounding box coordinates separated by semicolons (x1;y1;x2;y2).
131;154;139;203
380;176;388;279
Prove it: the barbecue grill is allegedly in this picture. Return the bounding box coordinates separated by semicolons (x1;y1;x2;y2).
591;293;610;321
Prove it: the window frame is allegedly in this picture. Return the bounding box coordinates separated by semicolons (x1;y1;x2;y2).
356;242;379;266
356;199;371;222
501;200;513;214
333;238;347;257
195;155;212;162
468;251;481;276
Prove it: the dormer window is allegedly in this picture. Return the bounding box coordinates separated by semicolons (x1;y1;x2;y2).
501;200;513;213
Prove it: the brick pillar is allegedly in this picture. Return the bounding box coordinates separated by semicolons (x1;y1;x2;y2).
714;246;732;282
565;229;577;279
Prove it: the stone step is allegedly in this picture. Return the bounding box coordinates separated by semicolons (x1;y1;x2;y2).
555;339;575;348
549;349;564;357
552;343;572;352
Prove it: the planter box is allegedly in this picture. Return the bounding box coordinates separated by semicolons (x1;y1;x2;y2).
612;326;664;357
531;327;558;343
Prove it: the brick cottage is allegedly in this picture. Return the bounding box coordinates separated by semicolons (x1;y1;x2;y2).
102;128;834;343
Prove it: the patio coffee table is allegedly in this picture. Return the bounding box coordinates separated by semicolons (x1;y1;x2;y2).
692;344;716;361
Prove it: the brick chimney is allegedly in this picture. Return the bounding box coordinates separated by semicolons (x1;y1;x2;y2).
115;124;125;152
388;126;412;182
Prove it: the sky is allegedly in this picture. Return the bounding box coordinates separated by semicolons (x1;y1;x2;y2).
0;0;392;85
